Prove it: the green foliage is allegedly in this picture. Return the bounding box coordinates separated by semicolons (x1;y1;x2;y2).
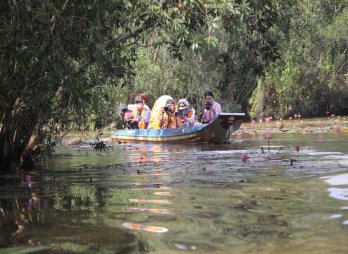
249;1;348;118
0;0;228;170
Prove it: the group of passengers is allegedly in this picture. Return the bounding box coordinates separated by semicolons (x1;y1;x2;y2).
124;92;222;130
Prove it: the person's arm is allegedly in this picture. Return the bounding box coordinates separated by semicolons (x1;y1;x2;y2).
201;109;207;123
213;102;222;118
159;112;165;129
208;110;215;124
188;108;195;125
131;110;138;123
144;109;151;124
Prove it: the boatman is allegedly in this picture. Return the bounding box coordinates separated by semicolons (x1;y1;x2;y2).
130;95;151;129
201;91;222;124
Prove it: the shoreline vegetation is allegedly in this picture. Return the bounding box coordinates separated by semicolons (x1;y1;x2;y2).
238;116;348;135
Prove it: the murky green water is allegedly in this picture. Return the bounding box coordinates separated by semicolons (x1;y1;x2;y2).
1;132;348;253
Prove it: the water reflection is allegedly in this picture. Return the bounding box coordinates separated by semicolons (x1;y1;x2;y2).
322;172;348;227
173;242;197;250
328;214;343;219
122;222;169;233
322;173;348;185
129;198;171;204
328;188;348;200
0;132;348;252
154;192;175;196
128;207;172;215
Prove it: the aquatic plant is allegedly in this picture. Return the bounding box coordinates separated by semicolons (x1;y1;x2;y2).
276;119;285;130
24;175;33;189
295;144;301;157
265;116;272;123
241;154;250;163
264;132;273;153
92;141;109;152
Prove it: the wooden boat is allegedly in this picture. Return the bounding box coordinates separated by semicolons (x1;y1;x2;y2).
111;113;245;144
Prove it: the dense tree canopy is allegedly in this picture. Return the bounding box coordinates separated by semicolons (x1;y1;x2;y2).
0;0;223;171
249;0;348;118
1;0;347;171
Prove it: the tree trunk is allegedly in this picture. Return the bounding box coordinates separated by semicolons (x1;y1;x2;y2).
0;97;45;173
20;108;46;170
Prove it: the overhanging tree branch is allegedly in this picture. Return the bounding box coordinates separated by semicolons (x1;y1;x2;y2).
55;23;151;99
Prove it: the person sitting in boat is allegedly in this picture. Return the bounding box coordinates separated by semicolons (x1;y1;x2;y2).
160;99;178;129
200;91;222;124
130;95;151;129
119;104;133;129
176;99;195;128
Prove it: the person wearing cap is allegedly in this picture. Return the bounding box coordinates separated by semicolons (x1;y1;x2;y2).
176;99;195;128
137;93;149;104
130;95;151;129
160;98;178;129
201;91;222;124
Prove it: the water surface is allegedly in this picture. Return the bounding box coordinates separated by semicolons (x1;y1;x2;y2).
1;132;348;253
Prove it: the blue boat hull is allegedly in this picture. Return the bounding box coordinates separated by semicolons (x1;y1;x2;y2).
111;113;245;144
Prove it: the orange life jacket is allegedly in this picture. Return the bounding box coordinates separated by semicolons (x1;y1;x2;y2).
133;108;147;129
157;104;177;129
162;113;178;129
177;110;193;127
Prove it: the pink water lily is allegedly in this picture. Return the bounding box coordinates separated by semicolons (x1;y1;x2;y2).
264;132;273;153
264;132;273;140
25;175;33;188
333;126;342;133
295;144;301;157
23;175;38;189
295;144;301;152
27;198;33;212
241;154;250;163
